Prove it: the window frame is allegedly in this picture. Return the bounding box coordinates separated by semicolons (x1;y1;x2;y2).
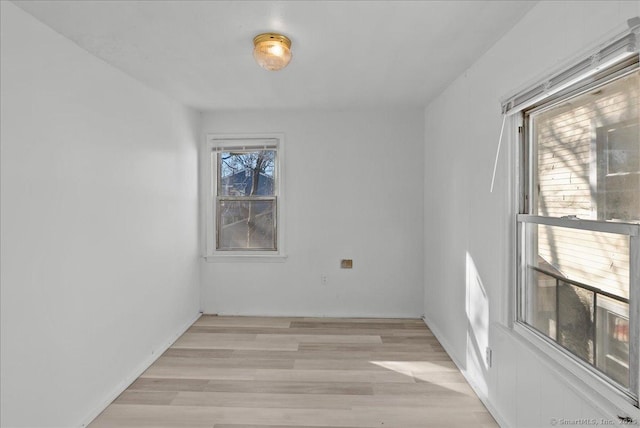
203;133;286;262
506;29;640;412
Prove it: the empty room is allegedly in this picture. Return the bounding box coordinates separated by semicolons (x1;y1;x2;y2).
1;1;639;427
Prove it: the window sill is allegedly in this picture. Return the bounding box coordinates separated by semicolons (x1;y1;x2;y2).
507;322;639;415
203;254;288;263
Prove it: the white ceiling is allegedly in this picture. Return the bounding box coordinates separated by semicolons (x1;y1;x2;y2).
14;1;536;111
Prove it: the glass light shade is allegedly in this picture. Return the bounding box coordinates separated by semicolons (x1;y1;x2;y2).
253;33;292;71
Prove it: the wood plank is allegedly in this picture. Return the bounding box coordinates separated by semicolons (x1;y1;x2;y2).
293;358;457;372
296;342;446;352
153;356;295;370
253;368;416;384
128;378;210;392
161;349;234;359
172;333;299;351
203;380;374;395
254;334;382;344
140;366;257;380
230;349;455;361
115;391;178;405
195;316;293;328
289;321;422;330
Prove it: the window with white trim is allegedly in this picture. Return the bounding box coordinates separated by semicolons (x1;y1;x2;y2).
507;25;639;407
204;135;285;259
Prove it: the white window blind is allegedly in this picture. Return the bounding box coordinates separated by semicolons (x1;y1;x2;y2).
209;138;278;153
502;17;639;116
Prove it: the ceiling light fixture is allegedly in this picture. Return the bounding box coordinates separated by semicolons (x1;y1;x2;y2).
253;33;292;71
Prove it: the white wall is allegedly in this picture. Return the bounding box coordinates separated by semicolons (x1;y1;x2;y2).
423;1;640;427
0;3;201;427
201;109;424;317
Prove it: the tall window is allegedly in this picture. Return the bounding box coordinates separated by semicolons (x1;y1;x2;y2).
204;135;284;258
514;50;639;405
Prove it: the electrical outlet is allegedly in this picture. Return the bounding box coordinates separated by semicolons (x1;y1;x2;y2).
320;274;327;285
485;347;492;368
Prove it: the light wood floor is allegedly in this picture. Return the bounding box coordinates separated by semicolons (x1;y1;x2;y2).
90;316;498;428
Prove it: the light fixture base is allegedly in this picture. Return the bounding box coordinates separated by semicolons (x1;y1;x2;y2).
253;33;291;49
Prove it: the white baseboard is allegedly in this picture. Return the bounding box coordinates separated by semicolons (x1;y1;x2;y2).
78;311;202;427
422;314;508;428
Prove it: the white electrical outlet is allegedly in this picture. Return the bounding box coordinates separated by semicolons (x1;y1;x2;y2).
486;347;492;368
320;274;327;285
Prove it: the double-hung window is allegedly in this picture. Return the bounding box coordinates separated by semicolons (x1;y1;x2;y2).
507;27;639;407
204;134;285;259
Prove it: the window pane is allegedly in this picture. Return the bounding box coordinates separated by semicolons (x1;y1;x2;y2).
606;124;639;174
531;70;639;222
522;223;630;386
596;295;630;387
217;199;275;250
557;281;594;364
524;266;557;340
218;150;276;196
599;122;640;221
534;224;630;298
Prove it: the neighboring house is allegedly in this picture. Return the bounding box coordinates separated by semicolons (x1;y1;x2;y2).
532;70;638;387
536;72;638;298
221;169;275;196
